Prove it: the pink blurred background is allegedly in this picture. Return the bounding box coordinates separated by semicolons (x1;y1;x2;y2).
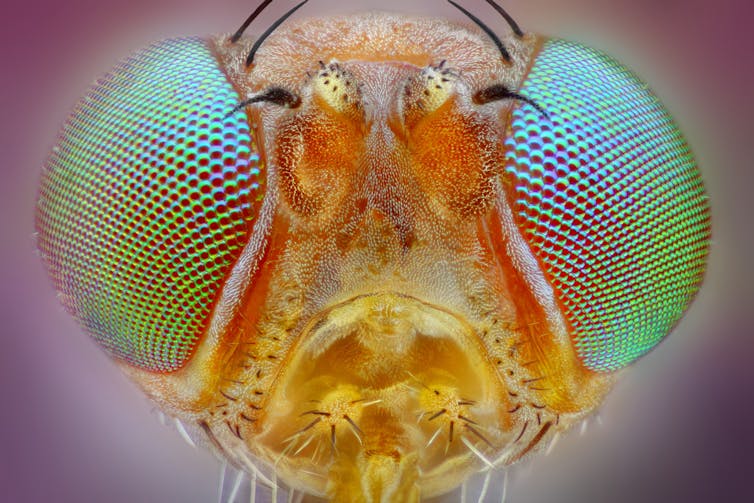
1;0;751;501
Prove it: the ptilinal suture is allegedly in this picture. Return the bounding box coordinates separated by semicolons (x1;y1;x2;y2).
177;186;614;501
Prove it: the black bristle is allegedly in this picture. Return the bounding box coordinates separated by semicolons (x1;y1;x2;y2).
486;0;525;38
447;0;511;63
230;0;275;43
246;0;309;67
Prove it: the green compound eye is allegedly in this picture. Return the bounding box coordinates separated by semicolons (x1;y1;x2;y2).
504;40;711;371
36;38;264;372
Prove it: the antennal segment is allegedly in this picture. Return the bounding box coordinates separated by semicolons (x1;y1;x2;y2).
246;0;309;67
447;0;512;63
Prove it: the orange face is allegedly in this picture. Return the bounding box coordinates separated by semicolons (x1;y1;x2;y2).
36;7;709;502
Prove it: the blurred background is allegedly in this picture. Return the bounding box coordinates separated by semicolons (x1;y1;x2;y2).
1;0;751;501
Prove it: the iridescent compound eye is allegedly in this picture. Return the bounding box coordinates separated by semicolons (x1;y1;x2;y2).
504;40;710;371
36;38;264;372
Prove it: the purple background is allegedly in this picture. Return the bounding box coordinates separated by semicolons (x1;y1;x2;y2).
1;0;751;501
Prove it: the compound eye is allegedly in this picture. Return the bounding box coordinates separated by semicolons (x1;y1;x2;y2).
504;40;711;371
36;38;265;372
